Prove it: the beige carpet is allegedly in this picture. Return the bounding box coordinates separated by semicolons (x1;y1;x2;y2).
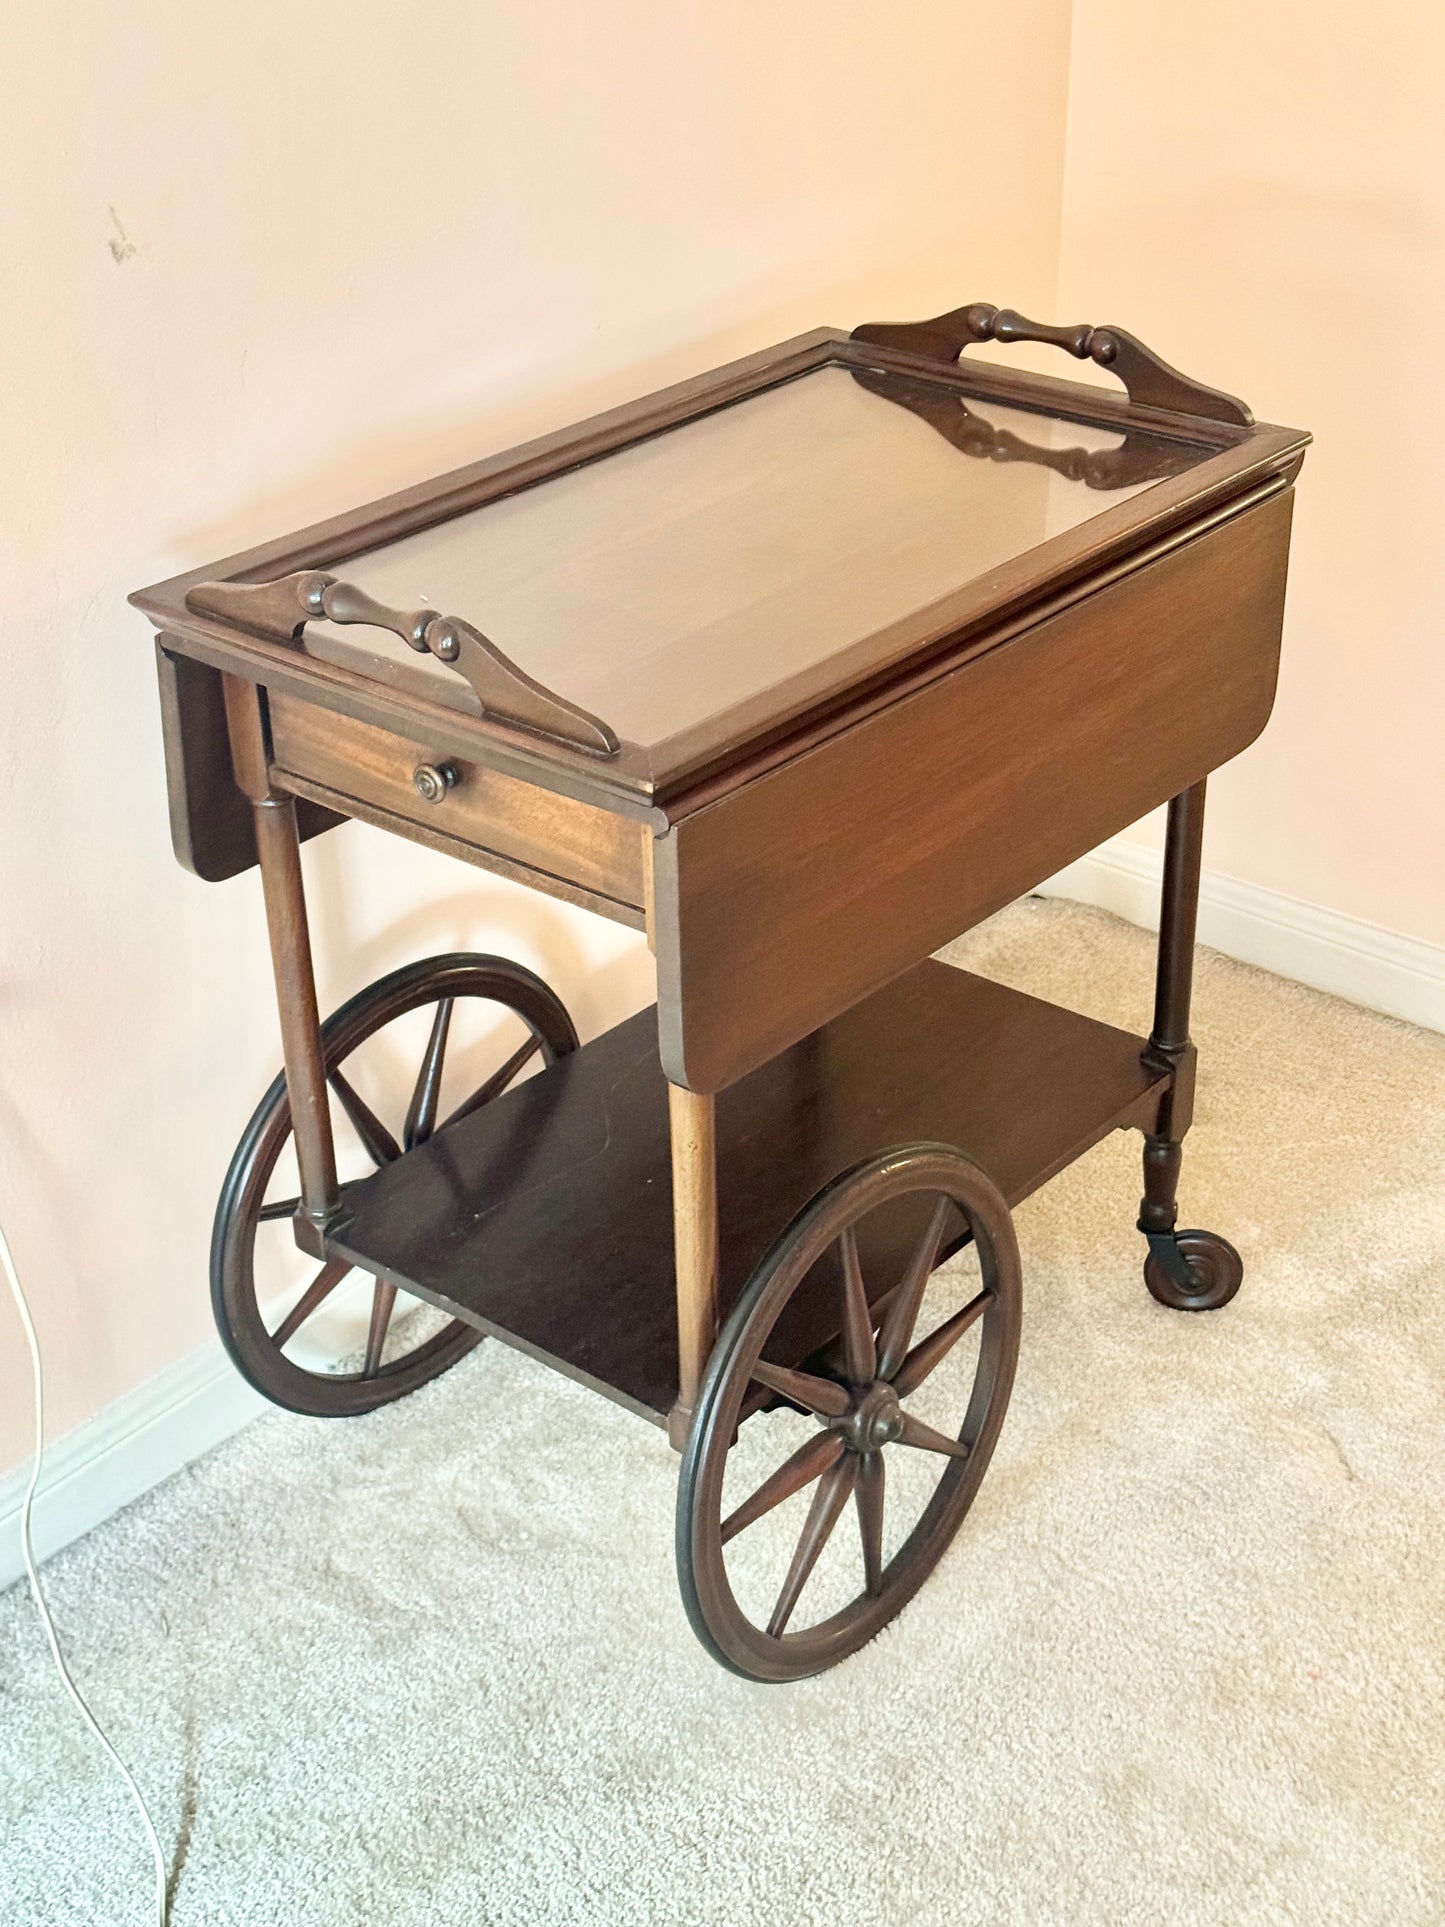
4;899;1445;1925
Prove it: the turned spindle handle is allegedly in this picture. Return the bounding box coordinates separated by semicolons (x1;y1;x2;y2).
851;301;1253;427
964;304;1121;368
304;576;438;651
183;570;620;757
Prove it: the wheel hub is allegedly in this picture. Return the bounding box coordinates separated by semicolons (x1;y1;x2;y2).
834;1380;904;1454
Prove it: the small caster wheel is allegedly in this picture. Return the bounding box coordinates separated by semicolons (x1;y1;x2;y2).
1143;1230;1243;1312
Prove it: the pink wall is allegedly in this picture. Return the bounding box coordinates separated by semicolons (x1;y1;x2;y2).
0;0;1073;1474
1056;1;1445;940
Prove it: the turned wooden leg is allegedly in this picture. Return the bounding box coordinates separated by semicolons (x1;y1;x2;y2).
223;674;338;1254
1138;779;1243;1311
1138;779;1204;1272
668;1083;719;1451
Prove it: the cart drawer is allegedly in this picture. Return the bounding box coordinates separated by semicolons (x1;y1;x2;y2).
267;694;646;920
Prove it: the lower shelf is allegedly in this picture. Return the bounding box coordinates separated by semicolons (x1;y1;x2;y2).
327;960;1167;1426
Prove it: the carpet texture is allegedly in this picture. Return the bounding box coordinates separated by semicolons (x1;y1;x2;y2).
4;899;1445;1926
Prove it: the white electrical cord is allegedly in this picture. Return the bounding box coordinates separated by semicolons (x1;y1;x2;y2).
1;1214;168;1927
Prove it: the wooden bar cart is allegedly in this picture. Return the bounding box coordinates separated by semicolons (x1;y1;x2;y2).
133;300;1308;1680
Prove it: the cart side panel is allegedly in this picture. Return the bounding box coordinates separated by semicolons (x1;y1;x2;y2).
155;641;343;881
653;484;1295;1093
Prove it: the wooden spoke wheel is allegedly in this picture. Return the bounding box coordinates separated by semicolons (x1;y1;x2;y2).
677;1143;1022;1682
212;953;577;1417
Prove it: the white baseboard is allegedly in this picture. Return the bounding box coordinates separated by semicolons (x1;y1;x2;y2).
5;849;1441;1592
0;1341;265;1594
1040;837;1445;1035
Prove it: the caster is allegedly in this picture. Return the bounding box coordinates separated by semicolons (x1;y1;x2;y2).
1143;1229;1243;1312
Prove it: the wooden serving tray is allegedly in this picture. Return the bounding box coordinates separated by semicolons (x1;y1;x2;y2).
134;303;1308;1092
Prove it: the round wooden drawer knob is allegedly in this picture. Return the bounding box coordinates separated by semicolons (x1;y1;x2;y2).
412;761;458;804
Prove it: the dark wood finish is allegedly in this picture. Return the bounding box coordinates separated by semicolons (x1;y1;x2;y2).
266;693;647;921
1137;781;1200;1277
642;450;1301;805
210;952;577;1416
852;301;1253;426
402;998;452;1150
276;769;648;931
132;332;841;821
150;613;661;821
676;1143;1021;1681
1143;1229;1244;1312
222;675;339;1247
1134;779;1245;1312
133;323;1307;824
1147;780;1207;1135
134;296;1307;1676
1154;786;1207;1043
187;570;620;758
324;960;1169;1425
155;643;341;881
640;484;1276;830
668;1083;719;1448
654;483;1295;1093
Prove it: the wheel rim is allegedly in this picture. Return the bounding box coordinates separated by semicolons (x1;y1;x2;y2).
212;954;577;1417
1144;1229;1243;1312
678;1143;1021;1681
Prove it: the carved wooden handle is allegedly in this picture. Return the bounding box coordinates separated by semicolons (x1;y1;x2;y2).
184;571;620;758
976;306;1108;362
851;301;1253;427
309;577;438;651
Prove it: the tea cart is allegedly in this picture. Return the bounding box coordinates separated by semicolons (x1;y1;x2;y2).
132;301;1308;1680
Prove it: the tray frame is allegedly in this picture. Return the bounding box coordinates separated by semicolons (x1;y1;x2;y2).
131;327;1308;825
